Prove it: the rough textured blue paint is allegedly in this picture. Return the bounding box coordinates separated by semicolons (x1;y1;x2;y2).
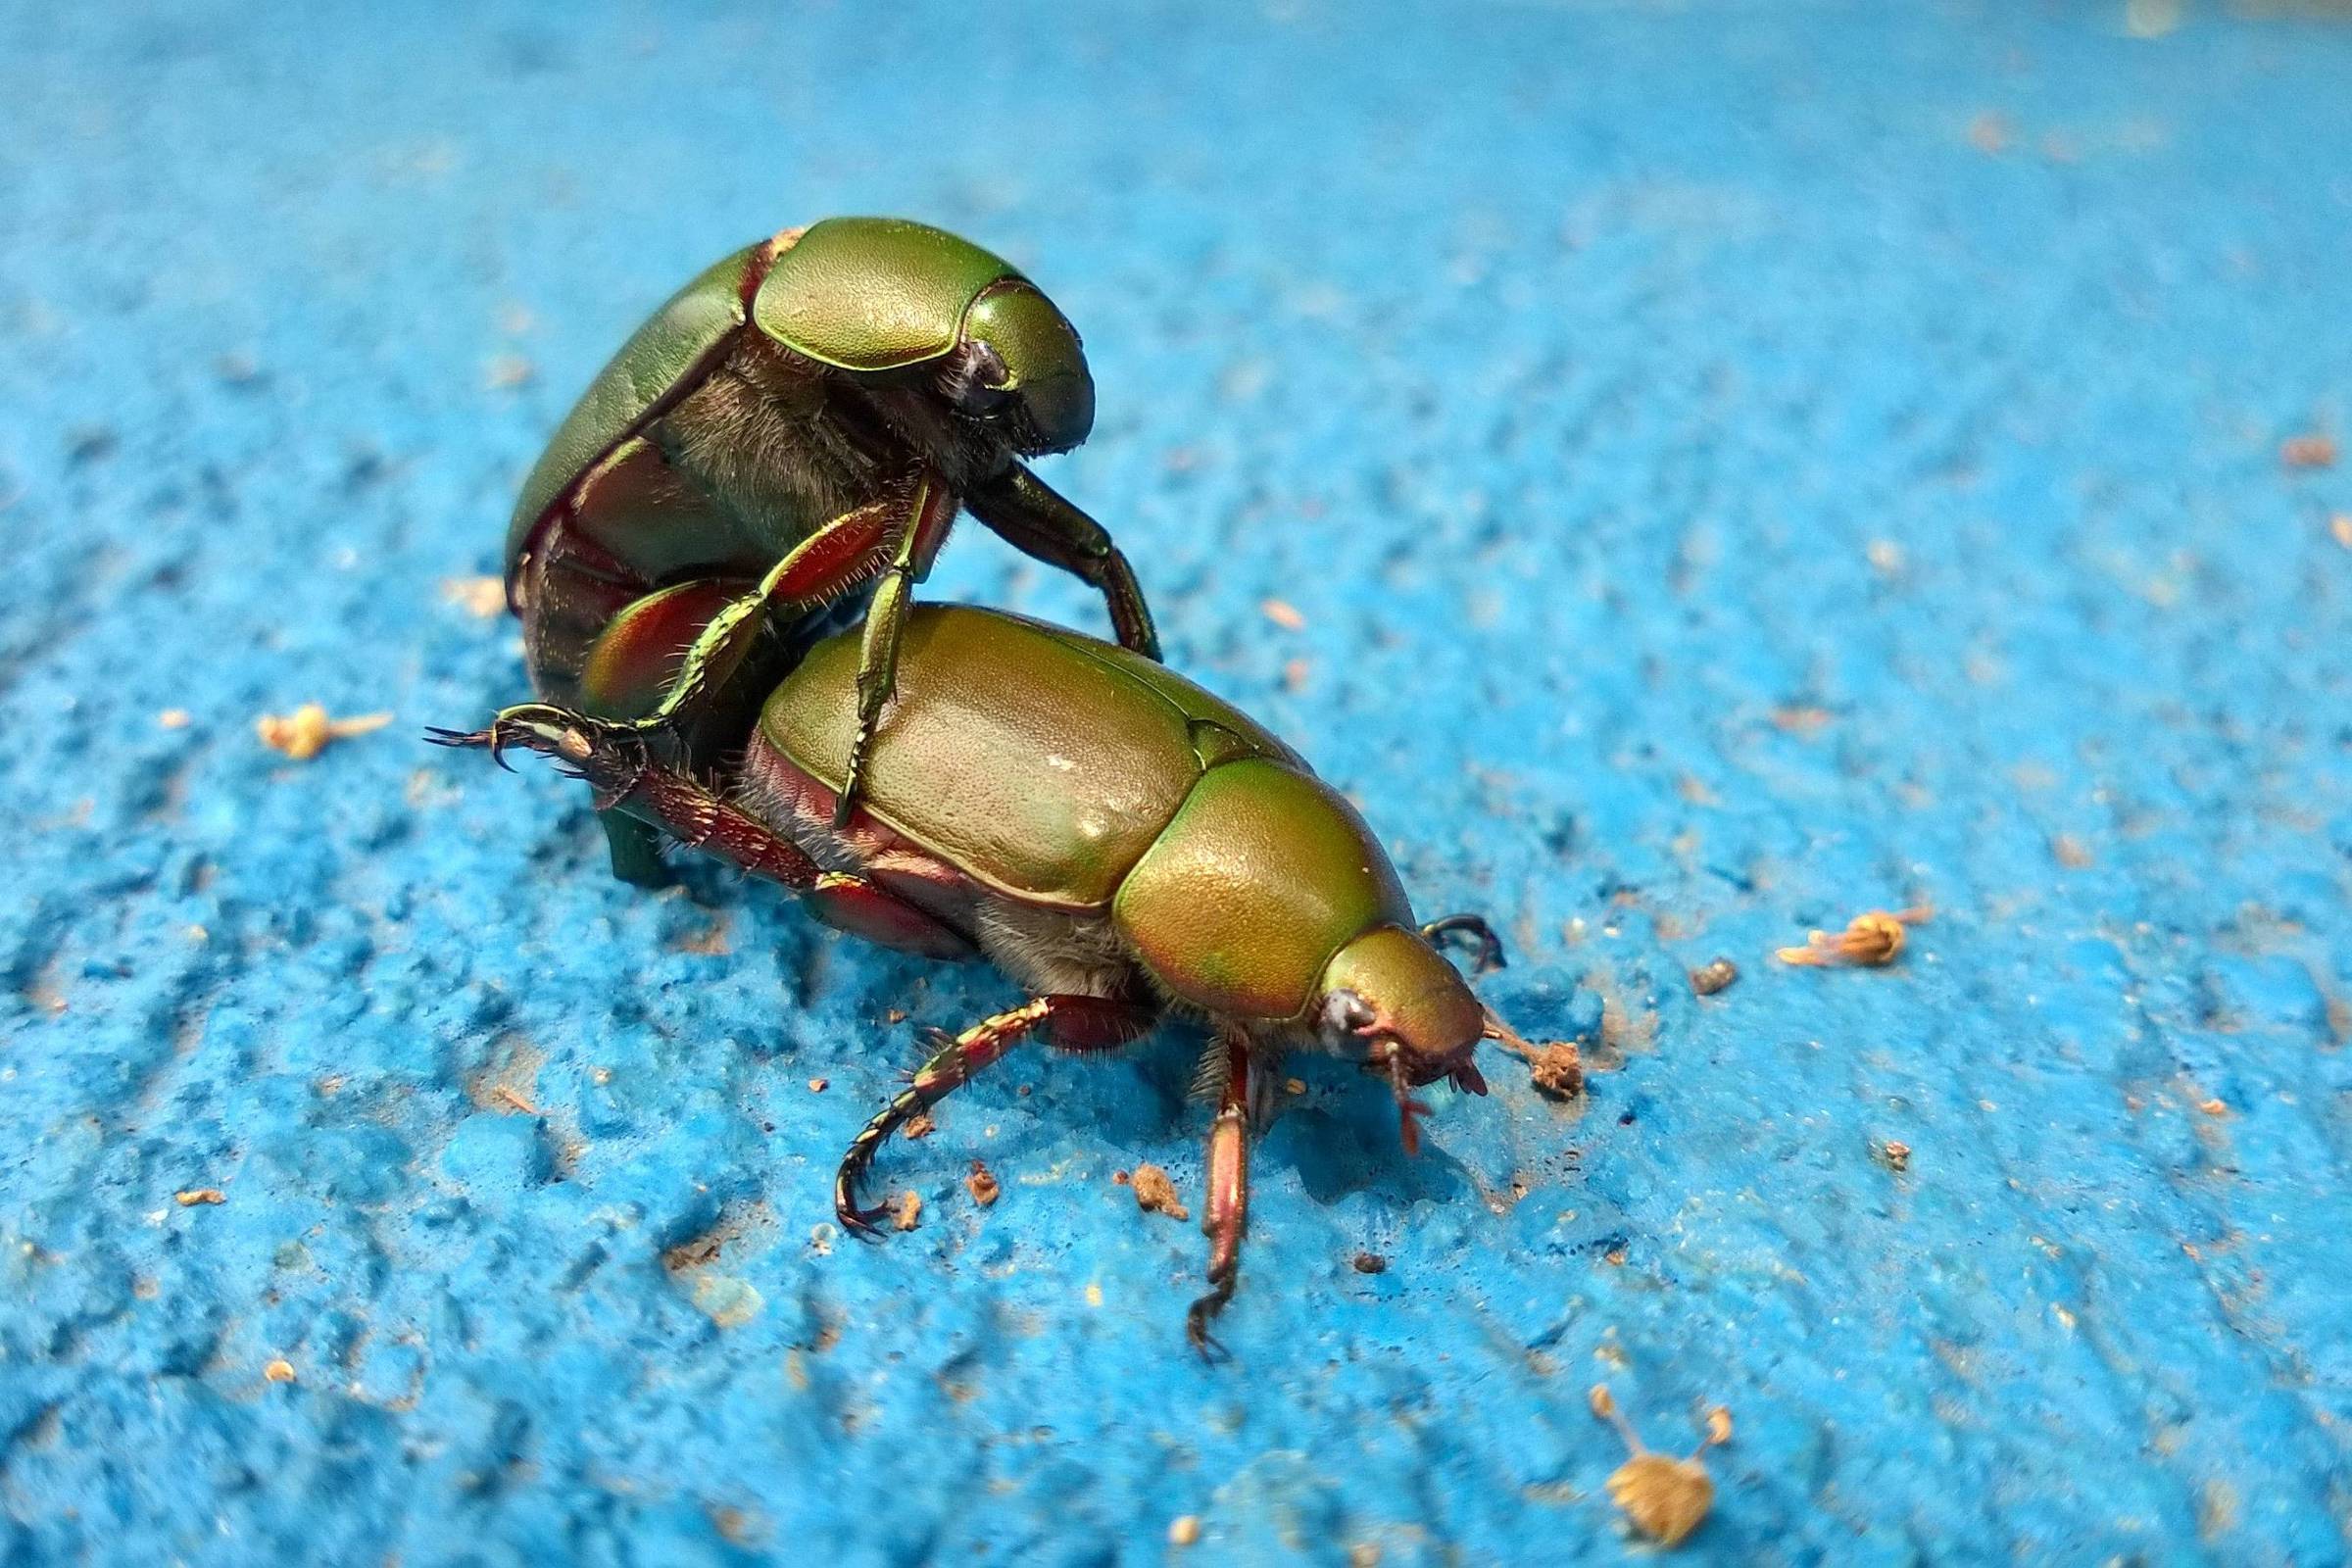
4;2;2350;1562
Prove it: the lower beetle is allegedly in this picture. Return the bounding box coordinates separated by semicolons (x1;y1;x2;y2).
436;607;1528;1351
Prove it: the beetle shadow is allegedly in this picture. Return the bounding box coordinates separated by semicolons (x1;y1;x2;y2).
1260;1070;1477;1210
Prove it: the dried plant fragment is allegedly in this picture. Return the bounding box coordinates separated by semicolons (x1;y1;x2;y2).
1777;906;1932;968
965;1160;1001;1207
1130;1163;1190;1221
1590;1384;1731;1547
257;704;392;761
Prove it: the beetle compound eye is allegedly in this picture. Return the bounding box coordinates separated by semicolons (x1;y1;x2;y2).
943;341;1012;413
1322;990;1377;1037
968;341;1010;390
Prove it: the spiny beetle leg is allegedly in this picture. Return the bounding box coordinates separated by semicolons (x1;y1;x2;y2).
437;703;969;952
805;872;973;961
1421;912;1506;975
834;995;1155;1239
633;490;905;743
1186;1034;1253;1362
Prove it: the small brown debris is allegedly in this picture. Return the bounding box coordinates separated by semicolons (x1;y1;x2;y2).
1590;1384;1729;1547
263;1359;296;1385
709;1505;764;1547
1877;1139;1913;1173
964;1160;1000;1207
1967;112;2011;154
490;1084;539;1115
903;1112;936;1141
2332;514;2352;550
663;1235;721;1271
1769;705;1833;735
1282;658;1312;692
1283;1076;1307;1096
158;709;191;729
1348;1546;1382;1568
484;352;535;390
1259;597;1306;630
1351;1251;1388;1275
439;575;507;617
2050;834;2094;869
174;1188;225;1206
1527;1041;1586;1101
894;1190;922;1232
1777;906;1932;968
1110;1168;1130;1186
1168;1515;1201;1547
807;1077;828;1094
1688;958;1739;997
2280;433;2337;470
2199;1098;2229;1117
1130;1163;1189;1222
256;704;392;761
669;915;732;956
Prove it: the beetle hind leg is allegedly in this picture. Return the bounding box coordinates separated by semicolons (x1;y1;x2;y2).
835;995;1156;1239
433;702;974;956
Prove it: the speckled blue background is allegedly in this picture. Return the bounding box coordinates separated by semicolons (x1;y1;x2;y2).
6;1;2351;1562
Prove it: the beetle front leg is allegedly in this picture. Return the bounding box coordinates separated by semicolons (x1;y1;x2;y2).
965;464;1160;661
1421;912;1506;975
837;476;959;826
1186;1034;1253;1360
836;995;1156;1237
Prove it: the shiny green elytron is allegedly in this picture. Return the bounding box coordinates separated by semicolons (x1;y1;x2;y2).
503;218;1159;885
437;607;1526;1352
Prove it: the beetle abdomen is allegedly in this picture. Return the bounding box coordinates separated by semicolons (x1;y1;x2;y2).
504;240;771;577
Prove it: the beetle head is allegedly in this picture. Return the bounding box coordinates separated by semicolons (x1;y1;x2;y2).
1316;925;1489;1153
943;279;1096;456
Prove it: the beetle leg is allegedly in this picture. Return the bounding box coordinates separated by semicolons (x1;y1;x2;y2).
836;476;958;826
1420;913;1506;975
430;705;972;957
628;491;906;739
835;995;1156;1238
964;463;1160;661
1186;1033;1253;1361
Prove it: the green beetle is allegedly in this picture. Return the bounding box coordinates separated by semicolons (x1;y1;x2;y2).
437;606;1530;1352
503;217;1159;884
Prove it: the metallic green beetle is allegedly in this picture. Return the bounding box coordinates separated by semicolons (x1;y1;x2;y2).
438;606;1526;1352
503;217;1159;884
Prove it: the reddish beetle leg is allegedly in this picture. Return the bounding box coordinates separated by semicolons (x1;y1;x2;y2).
834;995;1156;1238
1187;1034;1253;1360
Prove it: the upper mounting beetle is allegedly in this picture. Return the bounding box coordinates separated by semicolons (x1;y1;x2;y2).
503;217;1160;883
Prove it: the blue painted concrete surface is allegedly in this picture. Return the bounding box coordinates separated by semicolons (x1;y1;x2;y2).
5;2;2351;1562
